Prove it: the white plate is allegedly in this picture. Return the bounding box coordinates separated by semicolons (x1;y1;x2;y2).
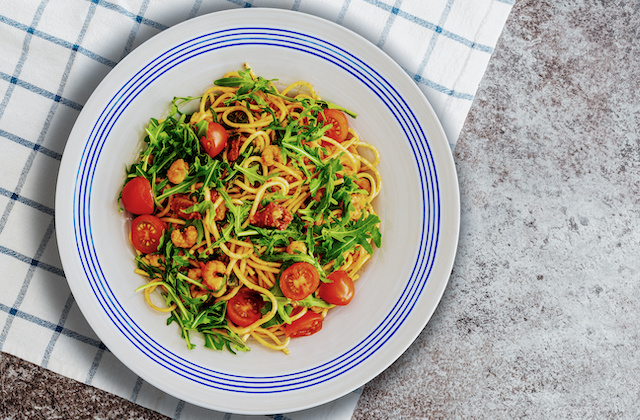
55;8;459;415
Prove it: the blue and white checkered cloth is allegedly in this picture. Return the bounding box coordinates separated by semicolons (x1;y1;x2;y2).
0;0;512;418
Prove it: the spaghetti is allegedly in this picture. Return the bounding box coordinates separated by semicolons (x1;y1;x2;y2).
121;65;382;354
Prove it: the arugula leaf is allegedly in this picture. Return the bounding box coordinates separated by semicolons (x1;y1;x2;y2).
296;295;333;309
249;219;306;255
233;162;273;185
170;95;203;117
273;296;294;325
317;214;382;267
214;69;277;96
195;119;208;138
300;157;343;224
184;200;214;216
203;330;249;354
155;178;197;203
217;188;252;237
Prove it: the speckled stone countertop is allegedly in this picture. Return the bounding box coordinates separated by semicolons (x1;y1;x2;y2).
3;0;640;418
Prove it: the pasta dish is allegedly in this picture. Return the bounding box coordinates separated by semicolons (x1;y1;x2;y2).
119;66;381;354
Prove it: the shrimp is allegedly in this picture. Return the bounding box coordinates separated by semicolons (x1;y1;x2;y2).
261;145;282;166
349;193;368;221
187;268;208;299
201;260;226;292
143;254;164;267
190;285;208;299
171;225;197;248
167;159;189;184
286;241;307;255
191;286;209;299
355;177;372;195
210;190;227;221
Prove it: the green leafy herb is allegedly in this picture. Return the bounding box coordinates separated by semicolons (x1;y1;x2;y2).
317;214;382;268
233;162;273;185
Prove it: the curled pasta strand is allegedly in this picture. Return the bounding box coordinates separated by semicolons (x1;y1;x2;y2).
250;328;291;354
280;80;318;98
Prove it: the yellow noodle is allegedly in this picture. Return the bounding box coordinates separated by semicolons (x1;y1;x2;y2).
250;329;290;354
144;284;177;312
159;217;186;225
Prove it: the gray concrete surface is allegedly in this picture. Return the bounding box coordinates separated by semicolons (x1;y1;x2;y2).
354;0;640;418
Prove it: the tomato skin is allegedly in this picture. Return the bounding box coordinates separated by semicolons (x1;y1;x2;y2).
284;311;324;337
130;215;165;254
122;176;154;215
226;287;263;327
319;109;349;142
318;270;355;306
279;262;320;301
200;122;228;158
251;201;293;230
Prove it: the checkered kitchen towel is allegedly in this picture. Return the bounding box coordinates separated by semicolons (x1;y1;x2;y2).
0;0;512;418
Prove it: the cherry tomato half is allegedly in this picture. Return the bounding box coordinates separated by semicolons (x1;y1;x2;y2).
130;214;165;254
318;270;355;306
226;287;264;327
279;262;320;301
121;176;154;215
200;121;228;158
319;109;349;143
284;311;324;338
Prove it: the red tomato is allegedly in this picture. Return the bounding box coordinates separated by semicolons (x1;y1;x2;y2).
200;122;228;158
284;311;324;337
319;109;349;142
318;270;355;306
130;215;165;254
121;176;154;215
251;201;293;230
226;287;263;327
279;262;320;301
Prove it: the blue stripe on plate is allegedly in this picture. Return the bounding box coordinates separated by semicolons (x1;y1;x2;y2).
72;27;440;393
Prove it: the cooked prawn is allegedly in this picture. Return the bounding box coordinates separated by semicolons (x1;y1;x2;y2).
261;145;282;166
251;202;292;230
202;260;226;292
349;193;368;221
171;225;197;248
286;241;307;255
143;254;164;267
355;177;372;195
167;159;189;184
